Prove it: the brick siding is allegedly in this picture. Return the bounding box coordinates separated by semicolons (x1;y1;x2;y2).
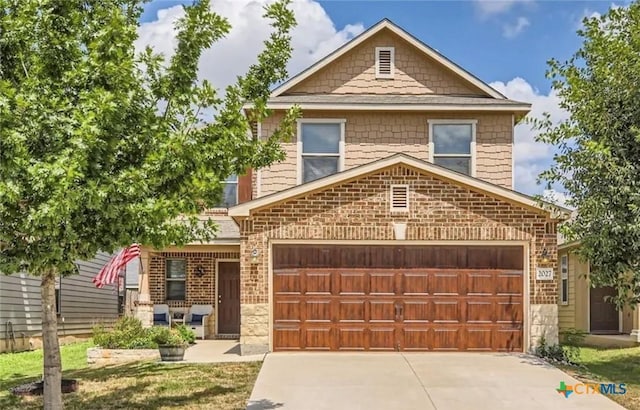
239;165;558;306
149;251;239;308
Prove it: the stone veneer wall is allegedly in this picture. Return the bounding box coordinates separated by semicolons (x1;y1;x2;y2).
530;304;559;349
238;165;559;354
259;111;513;196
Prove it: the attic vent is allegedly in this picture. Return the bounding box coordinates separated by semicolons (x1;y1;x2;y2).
390;185;409;212
375;47;395;79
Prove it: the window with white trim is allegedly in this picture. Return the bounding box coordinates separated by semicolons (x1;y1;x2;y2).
375;47;395;79
299;120;345;183
166;259;186;301
390;185;409;212
560;255;569;305
215;175;238;208
429;120;476;175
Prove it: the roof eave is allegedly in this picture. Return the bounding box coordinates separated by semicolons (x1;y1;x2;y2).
243;102;531;113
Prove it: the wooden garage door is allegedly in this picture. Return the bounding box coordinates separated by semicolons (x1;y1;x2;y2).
273;245;524;352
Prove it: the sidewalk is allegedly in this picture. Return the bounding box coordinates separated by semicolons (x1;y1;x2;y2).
182;340;266;363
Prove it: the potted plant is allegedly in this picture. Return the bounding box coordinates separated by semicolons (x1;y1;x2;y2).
151;326;188;361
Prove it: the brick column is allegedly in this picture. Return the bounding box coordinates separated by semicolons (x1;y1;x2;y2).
135;250;153;327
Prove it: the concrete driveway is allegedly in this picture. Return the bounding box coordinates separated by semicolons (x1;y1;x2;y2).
246;353;625;410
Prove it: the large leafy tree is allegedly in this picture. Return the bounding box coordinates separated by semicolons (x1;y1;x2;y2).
536;2;640;308
0;0;298;407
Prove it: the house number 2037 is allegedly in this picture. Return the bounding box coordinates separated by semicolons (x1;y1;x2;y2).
536;268;554;280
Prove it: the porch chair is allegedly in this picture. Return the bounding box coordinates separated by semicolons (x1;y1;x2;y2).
187;304;213;339
153;304;171;326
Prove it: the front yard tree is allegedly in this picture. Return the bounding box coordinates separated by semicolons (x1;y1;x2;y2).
536;2;640;308
0;0;298;408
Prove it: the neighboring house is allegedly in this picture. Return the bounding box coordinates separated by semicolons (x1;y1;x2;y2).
0;252;120;353
558;240;640;345
136;19;571;354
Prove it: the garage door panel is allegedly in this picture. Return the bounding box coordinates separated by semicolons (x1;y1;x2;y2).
369;327;396;350
402;271;429;295
496;272;523;295
495;300;523;324
434;247;465;268
305;327;333;350
369;272;395;295
338;271;367;295
274;300;302;323
494;328;523;351
272;245;524;352
305;271;332;295
432;328;460;350
467;247;495;269
338;327;366;350
465;328;493;351
431;272;461;295
305;300;332;322
274;270;302;295
432;300;460;323
402;327;431;350
403;300;430;323
466;301;494;324
274;327;302;350
496;247;525;270
369;300;396;322
466;272;494;296
338;300;366;322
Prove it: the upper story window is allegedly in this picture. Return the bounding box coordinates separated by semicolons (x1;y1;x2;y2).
375;47;395;79
214;175;238;208
298;119;345;183
428;120;476;176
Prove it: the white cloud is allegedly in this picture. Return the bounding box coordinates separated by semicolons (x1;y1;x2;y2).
490;77;569;195
502;16;530;38
543;189;573;209
474;0;534;17
136;0;365;94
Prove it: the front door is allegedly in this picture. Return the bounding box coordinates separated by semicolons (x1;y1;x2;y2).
217;261;240;334
590;286;619;334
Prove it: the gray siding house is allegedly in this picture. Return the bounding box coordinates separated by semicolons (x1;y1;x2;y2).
1;252;120;352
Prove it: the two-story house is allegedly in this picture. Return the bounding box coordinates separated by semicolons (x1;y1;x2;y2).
135;19;568;355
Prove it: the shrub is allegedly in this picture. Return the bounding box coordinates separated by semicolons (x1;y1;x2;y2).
151;326;187;347
534;334;584;366
175;324;196;345
92;317;157;349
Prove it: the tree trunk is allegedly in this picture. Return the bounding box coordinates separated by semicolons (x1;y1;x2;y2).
42;268;62;410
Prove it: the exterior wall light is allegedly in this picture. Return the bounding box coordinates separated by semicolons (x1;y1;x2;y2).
251;248;260;264
194;265;205;278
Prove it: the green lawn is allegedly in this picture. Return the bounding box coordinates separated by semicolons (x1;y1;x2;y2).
566;346;640;410
0;342;261;410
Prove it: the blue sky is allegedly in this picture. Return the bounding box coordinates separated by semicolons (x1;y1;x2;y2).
137;0;627;201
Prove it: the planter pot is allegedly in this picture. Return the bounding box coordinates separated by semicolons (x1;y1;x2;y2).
158;345;186;362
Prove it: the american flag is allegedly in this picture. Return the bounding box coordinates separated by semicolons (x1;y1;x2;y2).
93;244;141;288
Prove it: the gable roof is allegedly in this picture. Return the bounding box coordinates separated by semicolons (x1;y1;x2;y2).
271;19;506;100
228;153;571;218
